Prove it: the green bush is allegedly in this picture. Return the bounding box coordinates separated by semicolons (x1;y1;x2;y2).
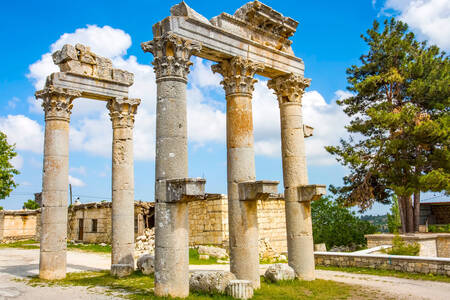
429;224;450;233
383;235;420;256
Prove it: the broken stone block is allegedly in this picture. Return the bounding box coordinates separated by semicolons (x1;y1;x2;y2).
52;44;77;64
264;263;295;282
110;264;133;278
190;271;236;294
137;254;154;275
112;69;134;85
197;245;228;259
225;280;253;299
199;254;210;260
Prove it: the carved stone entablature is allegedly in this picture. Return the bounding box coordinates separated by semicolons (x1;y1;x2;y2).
267;73;311;105
52;44;134;85
107;97;141;129
210;1;297;54
211;56;263;96
35;86;81;121
141;33;201;82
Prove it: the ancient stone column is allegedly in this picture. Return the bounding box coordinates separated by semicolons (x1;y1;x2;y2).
107;97;140;277
142;33;201;298
212;57;263;288
35;86;80;280
268;74;319;280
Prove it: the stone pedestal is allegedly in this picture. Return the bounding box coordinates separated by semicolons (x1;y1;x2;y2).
35;86;80;280
142;33;201;298
225;280;254;299
212;57;263;288
107;97;140;276
268;74;325;280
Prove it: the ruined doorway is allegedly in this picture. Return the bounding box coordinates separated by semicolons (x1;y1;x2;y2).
78;219;84;241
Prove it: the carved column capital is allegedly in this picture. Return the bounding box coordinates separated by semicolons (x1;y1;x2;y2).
211;56;263;97
35;86;81;121
107;97;141;129
267;73;311;105
141;33;201;82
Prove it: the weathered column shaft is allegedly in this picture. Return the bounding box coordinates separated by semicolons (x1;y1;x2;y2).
108;97;140;275
142;33;200;298
212;57;263;289
36;87;80;280
268;74;316;280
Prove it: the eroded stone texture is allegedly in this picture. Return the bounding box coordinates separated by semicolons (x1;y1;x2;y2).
189;271;236;294
264;263;295;282
107;97;140;276
137;254;155;275
52;44;133;84
268;73;326;281
35;86;80;280
142;33;201;298
225;280;254;300
212;57;262;289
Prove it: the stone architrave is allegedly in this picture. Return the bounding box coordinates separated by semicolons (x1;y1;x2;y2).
35;86;81;280
268;74;325;280
107;97;141;276
142;33;201;298
212;56;263;288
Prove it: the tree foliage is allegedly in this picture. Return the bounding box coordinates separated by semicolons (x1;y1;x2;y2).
387;195;401;233
0;131;19;200
326;18;450;232
311;196;377;250
23;199;39;210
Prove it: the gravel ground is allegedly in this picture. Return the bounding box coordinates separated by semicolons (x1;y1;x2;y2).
1;248;449;299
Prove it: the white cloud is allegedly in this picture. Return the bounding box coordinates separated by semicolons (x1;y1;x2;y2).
11;154;23;170
383;0;450;50
0;115;44;153
69;175;85;187
7;97;19;109
70;166;86;175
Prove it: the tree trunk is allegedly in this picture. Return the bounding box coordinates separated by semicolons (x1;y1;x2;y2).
405;195;414;233
397;195;407;233
413;191;420;232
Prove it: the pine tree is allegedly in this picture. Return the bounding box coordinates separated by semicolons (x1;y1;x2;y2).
326;19;450;233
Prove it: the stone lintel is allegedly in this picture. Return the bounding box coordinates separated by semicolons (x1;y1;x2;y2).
298;185;326;202
46;72;130;101
165;178;206;203
238;180;279;201
151;16;304;78
304;125;314;138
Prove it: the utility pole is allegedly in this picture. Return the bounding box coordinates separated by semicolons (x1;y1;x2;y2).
69;184;73;206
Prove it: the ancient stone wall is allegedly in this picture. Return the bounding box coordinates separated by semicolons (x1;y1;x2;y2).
188;194;287;253
315;252;450;276
366;233;450;258
68;205;112;243
0;211;39;242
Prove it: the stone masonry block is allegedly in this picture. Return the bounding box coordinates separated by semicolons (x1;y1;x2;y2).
238;180;279;201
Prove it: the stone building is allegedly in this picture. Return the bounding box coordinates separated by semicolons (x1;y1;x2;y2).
420;201;450;226
189;194;287;253
67;201;155;244
0;210;40;242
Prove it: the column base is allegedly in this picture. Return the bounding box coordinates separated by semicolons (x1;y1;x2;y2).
111;264;134;278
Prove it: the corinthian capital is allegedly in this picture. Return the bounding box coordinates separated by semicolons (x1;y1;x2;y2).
107;97;141;129
211;56;263;96
141;33;201;81
267;73;311;105
35;86;81;121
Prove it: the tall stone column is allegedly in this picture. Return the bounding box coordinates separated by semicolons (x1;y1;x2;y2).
35;86;80;280
268;74;324;280
212;57;263;288
142;33;201;298
107;97;140;277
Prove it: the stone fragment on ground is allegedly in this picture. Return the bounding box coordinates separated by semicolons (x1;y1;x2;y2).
197;245;228;259
136;254;154;275
189;271;236;294
264;263;295;282
225;280;253;300
111;264;133;278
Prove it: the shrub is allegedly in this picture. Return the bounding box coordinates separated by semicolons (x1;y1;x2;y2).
429;224;450;233
383;235;420;256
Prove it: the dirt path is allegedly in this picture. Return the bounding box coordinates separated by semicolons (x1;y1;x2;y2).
1;248;449;299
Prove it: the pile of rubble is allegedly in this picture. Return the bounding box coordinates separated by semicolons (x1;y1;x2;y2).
135;228;155;258
258;238;286;262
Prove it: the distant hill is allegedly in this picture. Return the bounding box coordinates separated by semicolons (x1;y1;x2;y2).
360;214;389;233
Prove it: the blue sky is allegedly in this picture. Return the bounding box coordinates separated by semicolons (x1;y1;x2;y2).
1;0;449;213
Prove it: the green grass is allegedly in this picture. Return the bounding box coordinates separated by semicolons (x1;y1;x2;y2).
67;242;111;253
25;271;367;300
0;240;39;249
317;265;450;283
189;248;221;265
